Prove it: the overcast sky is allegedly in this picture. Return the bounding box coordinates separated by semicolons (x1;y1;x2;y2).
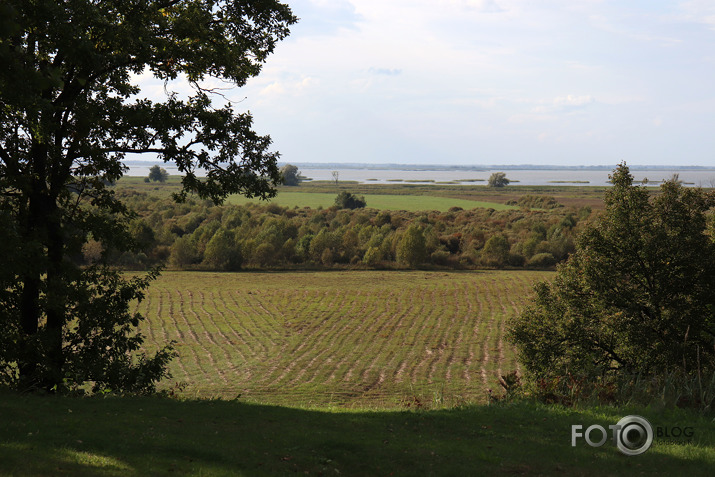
143;0;715;166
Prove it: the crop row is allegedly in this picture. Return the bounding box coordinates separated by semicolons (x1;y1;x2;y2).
134;271;546;407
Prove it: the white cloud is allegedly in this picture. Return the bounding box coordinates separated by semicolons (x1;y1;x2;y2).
209;1;715;165
553;95;595;107
679;0;715;30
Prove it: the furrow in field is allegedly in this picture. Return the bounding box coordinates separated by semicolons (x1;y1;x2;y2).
255;288;336;387
326;290;380;383
226;290;278;352
491;280;508;380
187;290;229;385
174;289;215;385
461;279;478;383
372;285;419;387
303;290;366;385
140;288;156;343
434;280;466;384
486;279;504;384
163;288;189;381
443;282;467;384
247;291;288;338
199;290;245;378
357;285;420;391
153;286;171;351
392;295;422;383
353;289;402;388
212;290;253;362
408;288;443;384
409;286;446;384
273;289;352;387
478;280;495;388
284;290;354;386
342;290;397;384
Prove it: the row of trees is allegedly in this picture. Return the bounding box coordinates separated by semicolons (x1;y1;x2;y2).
102;191;589;271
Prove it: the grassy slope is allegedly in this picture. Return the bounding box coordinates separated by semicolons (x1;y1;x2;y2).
1;392;712;476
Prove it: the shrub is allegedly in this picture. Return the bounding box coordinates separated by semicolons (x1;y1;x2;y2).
527;252;556;268
335;191;366;209
396;225;427;267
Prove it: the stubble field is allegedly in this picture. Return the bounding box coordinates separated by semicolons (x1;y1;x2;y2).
133;270;548;408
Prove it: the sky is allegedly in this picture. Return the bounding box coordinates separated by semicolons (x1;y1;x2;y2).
141;0;715;167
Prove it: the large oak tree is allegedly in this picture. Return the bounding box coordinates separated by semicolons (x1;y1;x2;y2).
0;0;296;392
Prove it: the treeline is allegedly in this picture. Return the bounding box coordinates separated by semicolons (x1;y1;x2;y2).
98;191;592;271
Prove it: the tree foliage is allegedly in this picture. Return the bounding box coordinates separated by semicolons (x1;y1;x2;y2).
0;0;296;392
509;164;715;382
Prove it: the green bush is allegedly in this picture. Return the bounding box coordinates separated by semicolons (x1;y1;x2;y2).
335;191;366;209
526;252;556;268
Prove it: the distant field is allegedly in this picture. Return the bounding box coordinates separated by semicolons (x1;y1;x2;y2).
226;191;517;211
114;176;607;210
134;270;547;407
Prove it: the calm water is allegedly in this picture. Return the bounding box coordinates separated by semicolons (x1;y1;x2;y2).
125;163;715;187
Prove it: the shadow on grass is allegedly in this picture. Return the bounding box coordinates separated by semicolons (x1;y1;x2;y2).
1;393;713;476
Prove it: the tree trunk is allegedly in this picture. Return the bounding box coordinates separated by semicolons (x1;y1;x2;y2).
44;199;66;392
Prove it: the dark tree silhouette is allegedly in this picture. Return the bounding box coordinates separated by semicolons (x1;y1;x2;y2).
0;0;296;393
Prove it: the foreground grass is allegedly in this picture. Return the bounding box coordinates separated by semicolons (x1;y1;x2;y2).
1;392;712;476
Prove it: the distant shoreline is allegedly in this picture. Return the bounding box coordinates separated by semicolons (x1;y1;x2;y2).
123;160;715;172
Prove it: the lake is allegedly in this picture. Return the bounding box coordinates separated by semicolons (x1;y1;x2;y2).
124;163;715;187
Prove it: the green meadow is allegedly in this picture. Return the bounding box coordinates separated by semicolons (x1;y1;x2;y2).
226;191;516;211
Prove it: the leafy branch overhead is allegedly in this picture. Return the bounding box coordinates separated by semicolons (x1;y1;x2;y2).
0;0;296;393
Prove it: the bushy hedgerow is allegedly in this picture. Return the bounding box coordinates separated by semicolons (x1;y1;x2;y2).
110;192;591;270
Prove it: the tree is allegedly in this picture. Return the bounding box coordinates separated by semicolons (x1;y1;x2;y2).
397;225;427;267
335;191;366;209
203;228;241;270
280;164;301;186
488;172;510;187
509;164;715;382
481;235;510;267
0;1;296;393
148;165;169;183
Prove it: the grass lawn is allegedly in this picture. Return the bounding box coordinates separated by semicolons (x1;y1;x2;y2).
1;392;712;476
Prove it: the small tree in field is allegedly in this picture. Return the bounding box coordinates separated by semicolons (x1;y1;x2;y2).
335;191;366;209
509;164;715;385
148;165;170;183
488;172;510;187
280;164;301;186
